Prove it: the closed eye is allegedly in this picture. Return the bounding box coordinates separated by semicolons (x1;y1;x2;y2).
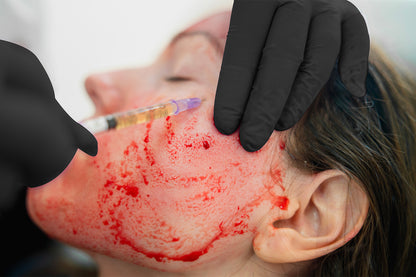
165;76;192;82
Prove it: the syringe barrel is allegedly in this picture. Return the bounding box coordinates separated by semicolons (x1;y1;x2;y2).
79;98;201;134
80;116;108;134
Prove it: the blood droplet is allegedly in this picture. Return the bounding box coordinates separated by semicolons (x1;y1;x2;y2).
124;186;139;197
275;196;289;210
202;141;210;149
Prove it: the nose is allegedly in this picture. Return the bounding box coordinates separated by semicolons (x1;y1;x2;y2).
84;73;123;116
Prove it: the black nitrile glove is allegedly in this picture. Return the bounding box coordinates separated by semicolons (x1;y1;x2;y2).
214;0;370;152
0;40;97;207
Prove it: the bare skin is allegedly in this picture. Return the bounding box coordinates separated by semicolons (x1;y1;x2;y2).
27;11;370;276
27;12;292;276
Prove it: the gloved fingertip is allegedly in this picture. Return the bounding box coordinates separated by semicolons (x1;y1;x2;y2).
215;124;235;136
83;135;98;157
82;134;98;157
240;137;263;152
241;142;261;152
213;113;238;135
339;61;368;98
74;122;98;156
345;80;366;97
239;132;268;152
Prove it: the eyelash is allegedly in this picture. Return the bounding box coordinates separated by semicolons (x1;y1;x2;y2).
165;76;191;82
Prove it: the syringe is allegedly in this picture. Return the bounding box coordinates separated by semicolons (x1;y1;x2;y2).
80;97;201;134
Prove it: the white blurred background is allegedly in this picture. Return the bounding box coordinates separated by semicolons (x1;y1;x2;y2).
0;0;415;121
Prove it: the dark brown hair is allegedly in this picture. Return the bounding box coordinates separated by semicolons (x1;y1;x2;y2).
286;47;416;276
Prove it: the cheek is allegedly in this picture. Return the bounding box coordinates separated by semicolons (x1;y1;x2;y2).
27;110;288;268
96;114;265;254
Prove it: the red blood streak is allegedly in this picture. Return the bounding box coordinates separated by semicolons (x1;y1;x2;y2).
116;228;213;262
106;217;227;263
144;122;155;166
272;168;285;191
142;174;149;185
174;250;208;262
165;116;174;144
263;168;288;204
148;230;224;262
234;221;243;227
279;140;286;150
184;143;193;148
202;140;210;149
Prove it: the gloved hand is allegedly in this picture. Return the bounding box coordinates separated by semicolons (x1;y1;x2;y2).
214;0;370;151
0;40;97;194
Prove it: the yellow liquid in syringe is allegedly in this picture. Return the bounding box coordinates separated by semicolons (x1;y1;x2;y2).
79;98;201;134
114;103;176;130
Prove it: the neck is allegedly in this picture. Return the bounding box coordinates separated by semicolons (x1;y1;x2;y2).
91;252;307;277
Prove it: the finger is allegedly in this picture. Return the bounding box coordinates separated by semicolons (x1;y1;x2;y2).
54;99;98;157
338;7;370;97
72;121;98;157
275;11;342;130
214;0;279;135
239;1;312;151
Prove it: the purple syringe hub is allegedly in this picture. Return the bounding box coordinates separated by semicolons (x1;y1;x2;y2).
172;98;202;115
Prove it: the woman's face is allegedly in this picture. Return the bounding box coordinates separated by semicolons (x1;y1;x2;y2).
27;12;287;272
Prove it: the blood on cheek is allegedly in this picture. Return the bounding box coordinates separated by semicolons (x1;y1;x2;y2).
93;117;289;264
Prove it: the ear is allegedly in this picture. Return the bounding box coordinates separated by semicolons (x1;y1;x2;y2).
253;169;369;263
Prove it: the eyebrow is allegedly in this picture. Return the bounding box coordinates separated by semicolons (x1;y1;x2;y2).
168;31;223;55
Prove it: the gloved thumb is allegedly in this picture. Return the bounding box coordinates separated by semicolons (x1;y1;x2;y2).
68;114;98;157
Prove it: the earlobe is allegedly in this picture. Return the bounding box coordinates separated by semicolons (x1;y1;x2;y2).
253;170;369;264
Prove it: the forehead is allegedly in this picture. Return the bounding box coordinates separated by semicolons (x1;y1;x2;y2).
168;31;224;55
